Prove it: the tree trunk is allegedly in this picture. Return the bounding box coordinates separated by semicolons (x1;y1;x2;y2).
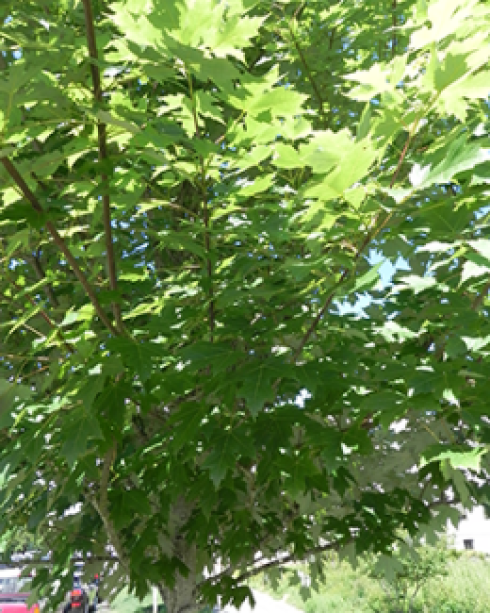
160;574;199;613
159;498;198;613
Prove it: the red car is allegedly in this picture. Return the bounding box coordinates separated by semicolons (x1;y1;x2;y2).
0;568;41;613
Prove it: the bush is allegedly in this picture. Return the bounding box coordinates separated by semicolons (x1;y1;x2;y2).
249;545;490;613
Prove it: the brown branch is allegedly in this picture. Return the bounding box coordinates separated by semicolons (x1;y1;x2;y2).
292;215;391;364
99;444;116;517
390;133;412;188
188;71;215;341
89;445;130;573
0;157;118;335
287;21;328;128
1;353;50;362
204;201;214;341
471;281;490;311
292;269;349;362
8;275;75;352
201;494;452;590
11;279;56;330
203;539;352;588
17;364;50;381
82;0;123;334
29;250;59;307
293;1;306;20
390;112;425;188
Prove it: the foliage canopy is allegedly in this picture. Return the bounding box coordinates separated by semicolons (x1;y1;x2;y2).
0;0;490;611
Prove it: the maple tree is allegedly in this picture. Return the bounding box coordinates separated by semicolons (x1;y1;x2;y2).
0;0;490;611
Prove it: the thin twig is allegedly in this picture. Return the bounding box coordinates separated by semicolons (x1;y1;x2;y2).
471;281;490;311
17;364;50;381
390;114;424;188
291;213;391;363
89;445;130;573
188;71;215;341
1;353;50;362
1;157;118;335
11;279;57;330
287;20;328;128
293;1;306;20
30;251;59;307
8;276;74;352
99;445;116;517
82;0;123;334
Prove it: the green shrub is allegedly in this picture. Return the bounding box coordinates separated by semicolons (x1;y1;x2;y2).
249;546;490;613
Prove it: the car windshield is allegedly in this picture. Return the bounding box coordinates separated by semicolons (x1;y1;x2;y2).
0;577;27;593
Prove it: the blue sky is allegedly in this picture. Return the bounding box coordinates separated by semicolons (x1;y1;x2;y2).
335;249;410;316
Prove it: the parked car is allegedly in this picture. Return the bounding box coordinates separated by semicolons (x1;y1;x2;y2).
0;567;41;613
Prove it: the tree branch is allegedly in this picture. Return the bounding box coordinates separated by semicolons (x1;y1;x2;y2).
0;157;118;335
82;0;123;334
390;114;424;188
286;20;328;128
292;213;391;363
29;250;59;307
89;445;130;573
203;539;350;588
187;71;215;341
99;445;116;516
8;276;74;353
297;110;423;369
471;281;490;311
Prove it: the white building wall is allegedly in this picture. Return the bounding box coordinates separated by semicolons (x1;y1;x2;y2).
447;506;490;555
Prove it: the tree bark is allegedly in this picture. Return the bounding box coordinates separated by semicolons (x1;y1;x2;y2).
159;498;198;613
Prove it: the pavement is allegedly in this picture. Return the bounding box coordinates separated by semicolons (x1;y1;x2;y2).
221;590;303;613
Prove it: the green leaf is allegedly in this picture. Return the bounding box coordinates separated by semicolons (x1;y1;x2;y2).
416;136;490;189
468;239;490;262
427;52;469;93
395;275;437;294
421;445;487;471
353;261;383;293
360;391;406;429
247;88;308;118
60;407;104;468
169;403;208;451
240;367;277;416
107;338;171;381
272;143;302;169
180;342;243;373
344;63;393;101
305;423;343;471
203;426;255;486
0;381;31;428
